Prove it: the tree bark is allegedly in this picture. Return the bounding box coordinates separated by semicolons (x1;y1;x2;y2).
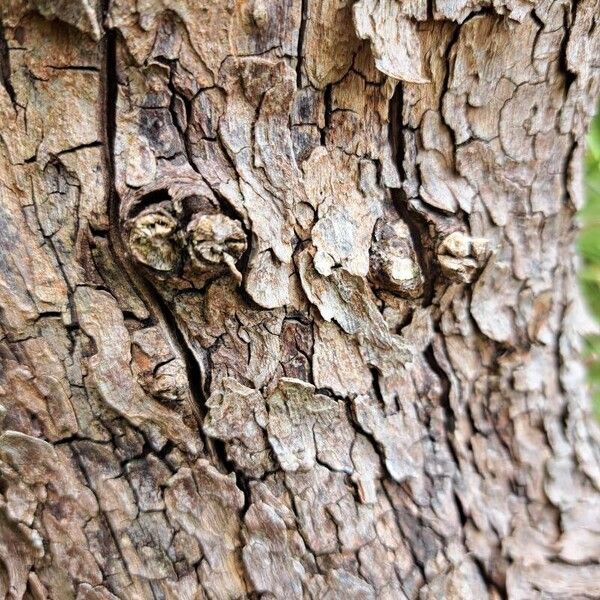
0;0;599;598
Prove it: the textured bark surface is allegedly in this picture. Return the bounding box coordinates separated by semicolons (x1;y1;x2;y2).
1;0;600;598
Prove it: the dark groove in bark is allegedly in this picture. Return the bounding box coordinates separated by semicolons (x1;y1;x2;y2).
157;56;201;176
386;70;496;596
321;84;332;145
101;24;219;463
57;141;103;156
296;0;308;88
559;0;577;99
0;20;17;109
388;77;455;441
370;367;386;409
102;23;255;524
424;343;454;433
423;337;469;530
388;81;437;306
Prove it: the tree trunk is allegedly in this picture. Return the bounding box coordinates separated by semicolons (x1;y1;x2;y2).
0;0;599;598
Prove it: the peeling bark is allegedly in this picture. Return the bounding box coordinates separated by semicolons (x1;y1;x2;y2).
0;0;599;598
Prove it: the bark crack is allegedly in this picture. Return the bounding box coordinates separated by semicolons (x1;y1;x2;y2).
296;0;308;88
0;20;17;109
101;22;219;464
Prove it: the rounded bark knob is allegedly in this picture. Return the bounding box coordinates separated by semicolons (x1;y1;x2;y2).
127;209;180;271
187;213;247;281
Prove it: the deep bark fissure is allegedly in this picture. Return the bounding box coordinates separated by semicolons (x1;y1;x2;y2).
296;0;308;87
389;82;437;305
0;20;16;109
102;26;239;476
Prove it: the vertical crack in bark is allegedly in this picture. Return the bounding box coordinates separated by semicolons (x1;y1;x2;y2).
296;0;308;88
558;0;577;98
388;73;479;590
321;83;332;145
101;22;225;467
388;81;437;305
387;56;461;468
161;57;198;173
423;342;454;432
0;20;17;110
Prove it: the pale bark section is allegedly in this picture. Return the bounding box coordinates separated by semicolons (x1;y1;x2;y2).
0;0;599;599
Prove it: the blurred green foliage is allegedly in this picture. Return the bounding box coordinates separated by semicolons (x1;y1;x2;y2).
581;107;600;419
